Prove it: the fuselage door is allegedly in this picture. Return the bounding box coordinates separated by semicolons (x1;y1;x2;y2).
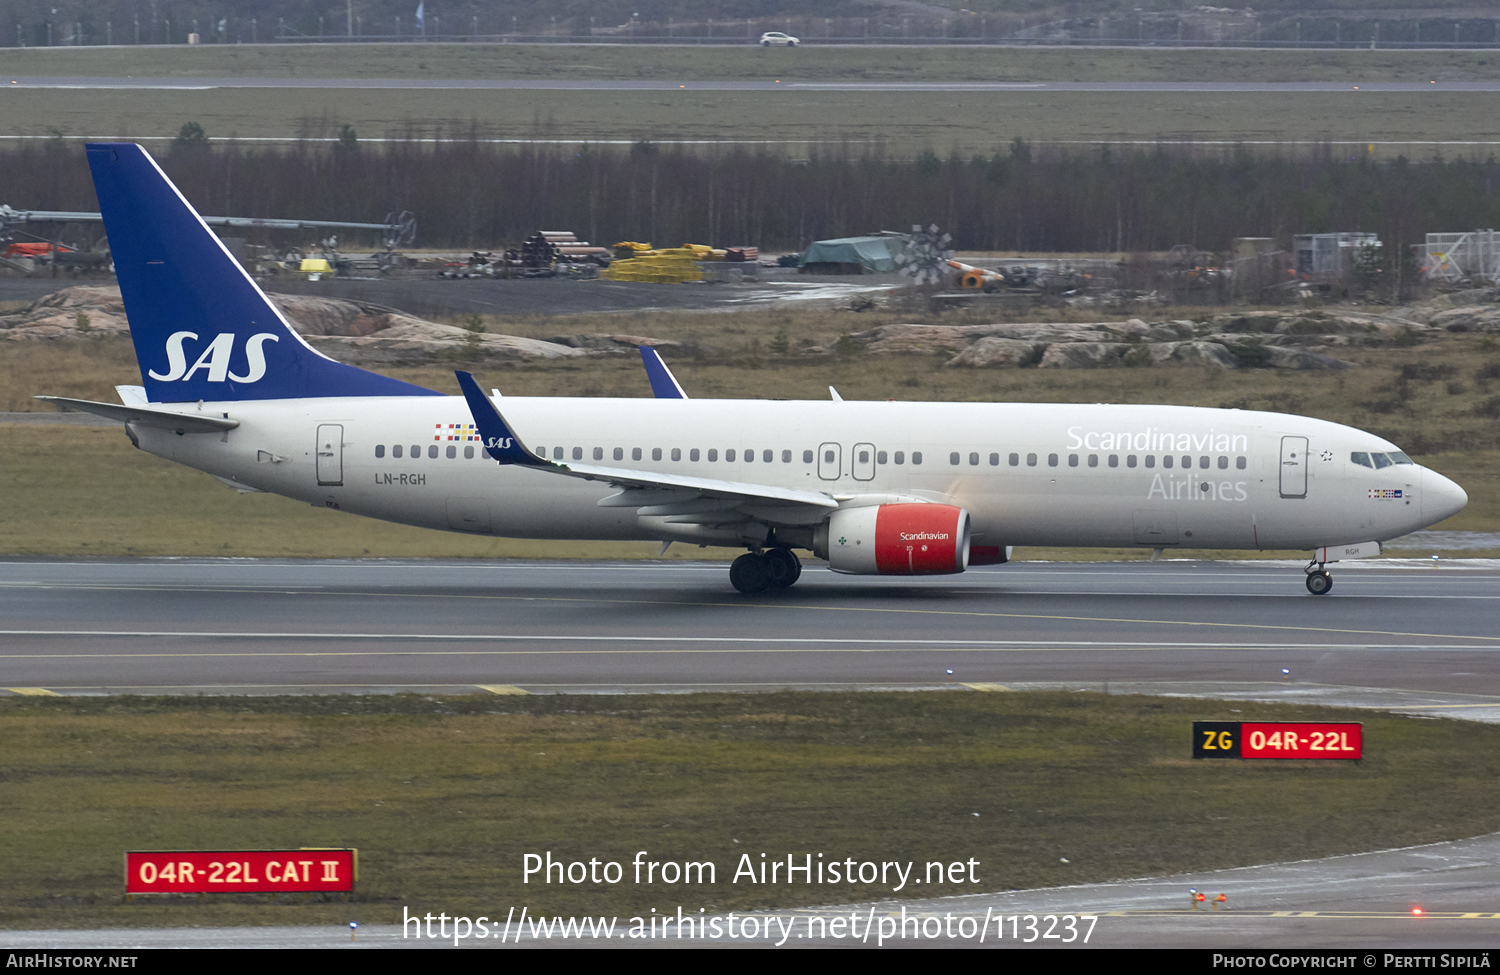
852;442;876;481
316;423;344;486
1279;435;1308;498
818;442;842;481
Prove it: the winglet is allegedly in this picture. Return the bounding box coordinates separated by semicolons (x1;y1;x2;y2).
639;345;688;399
454;371;551;467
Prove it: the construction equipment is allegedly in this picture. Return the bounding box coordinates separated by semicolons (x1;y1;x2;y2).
894;224;953;285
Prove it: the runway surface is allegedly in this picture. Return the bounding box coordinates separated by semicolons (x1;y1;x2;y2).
3;558;1498;703
9;76;1500;92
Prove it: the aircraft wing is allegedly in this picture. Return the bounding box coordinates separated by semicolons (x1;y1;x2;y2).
34;395;240;434
454;371;836;514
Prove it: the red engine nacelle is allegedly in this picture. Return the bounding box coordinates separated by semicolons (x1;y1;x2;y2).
815;504;971;575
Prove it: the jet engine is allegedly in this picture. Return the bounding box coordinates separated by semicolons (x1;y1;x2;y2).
814;504;970;575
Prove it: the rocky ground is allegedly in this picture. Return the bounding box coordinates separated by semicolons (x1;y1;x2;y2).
0;286;677;363
5;284;1500;371
823;288;1500;370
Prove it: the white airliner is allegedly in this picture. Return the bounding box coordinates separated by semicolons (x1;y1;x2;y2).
42;144;1468;595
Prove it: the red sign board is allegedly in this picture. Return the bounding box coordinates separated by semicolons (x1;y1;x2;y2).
1241;722;1362;760
125;849;356;894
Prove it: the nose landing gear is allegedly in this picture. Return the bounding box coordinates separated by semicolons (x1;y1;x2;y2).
1305;562;1333;595
730;548;802;594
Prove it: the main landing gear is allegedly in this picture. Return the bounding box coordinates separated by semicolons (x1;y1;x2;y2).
729;548;802;594
1305;561;1334;595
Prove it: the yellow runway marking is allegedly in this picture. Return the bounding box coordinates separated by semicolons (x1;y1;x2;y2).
476;684;531;695
962;682;1012;692
2;687;58;696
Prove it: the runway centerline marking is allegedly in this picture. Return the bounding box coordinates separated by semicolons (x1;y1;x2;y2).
6;581;1496;646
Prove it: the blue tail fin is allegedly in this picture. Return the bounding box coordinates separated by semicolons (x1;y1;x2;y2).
86;143;438;403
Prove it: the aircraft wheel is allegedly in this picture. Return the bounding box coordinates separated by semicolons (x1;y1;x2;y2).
730;553;771;594
1305;571;1333;595
764;548;802;588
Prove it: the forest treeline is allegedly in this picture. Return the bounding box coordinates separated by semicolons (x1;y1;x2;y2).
7;137;1500;257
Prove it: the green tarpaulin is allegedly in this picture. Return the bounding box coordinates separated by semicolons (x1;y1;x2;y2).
798;236;902;273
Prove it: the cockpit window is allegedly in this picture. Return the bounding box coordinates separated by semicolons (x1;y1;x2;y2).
1389;451;1414;465
1371;453;1392;469
1350;452;1372;468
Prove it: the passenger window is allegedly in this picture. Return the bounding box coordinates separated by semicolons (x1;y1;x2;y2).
969;452;979;466
950;452;960;466
1218;456;1228;470
554;446;563;460
428;445;438;459
745;449;754;463
781;450;791;463
392;444;402;458
1088;454;1099;468
878;451;889;465
989;453;1000;466
613;447;624;461
727;449;736;462
1068;453;1078;467
465;446;475;459
1236;456;1246;469
1048;453;1058;467
652;447;662;461
671;448;681;461
1199;456;1210;469
632;447;642;461
1181;455;1191;469
375;445;385;458
861;450;873;464
709;449;719;462
912;452;923;465
1108;454;1119;468
803;450;814;464
1163;455;1173;469
411;445;420;458
1372;453;1392;469
824;450;835;464
573;447;583;461
764;450;773;463
593;447;604;461
446;445;456;459
1026;453;1037;467
690;448;700;462
1350;452;1372;468
1126;455;1137;468
894;451;905;465
1009;453;1019;466
535;446;545;458
1145;455;1155;468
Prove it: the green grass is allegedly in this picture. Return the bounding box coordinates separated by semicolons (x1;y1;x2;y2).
3;691;1497;928
4;43;1500;83
8;87;1497;159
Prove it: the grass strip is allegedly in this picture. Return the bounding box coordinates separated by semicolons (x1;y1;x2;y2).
1;691;1497;929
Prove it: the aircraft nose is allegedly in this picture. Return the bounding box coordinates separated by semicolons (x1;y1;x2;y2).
1422;468;1468;525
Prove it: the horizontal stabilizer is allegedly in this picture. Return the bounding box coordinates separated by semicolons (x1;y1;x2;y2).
35;395;239;434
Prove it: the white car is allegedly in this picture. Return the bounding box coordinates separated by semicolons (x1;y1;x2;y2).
759;31;798;47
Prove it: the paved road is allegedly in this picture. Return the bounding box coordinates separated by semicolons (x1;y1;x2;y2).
8;832;1500;948
3;558;1498;700
8;77;1500;92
